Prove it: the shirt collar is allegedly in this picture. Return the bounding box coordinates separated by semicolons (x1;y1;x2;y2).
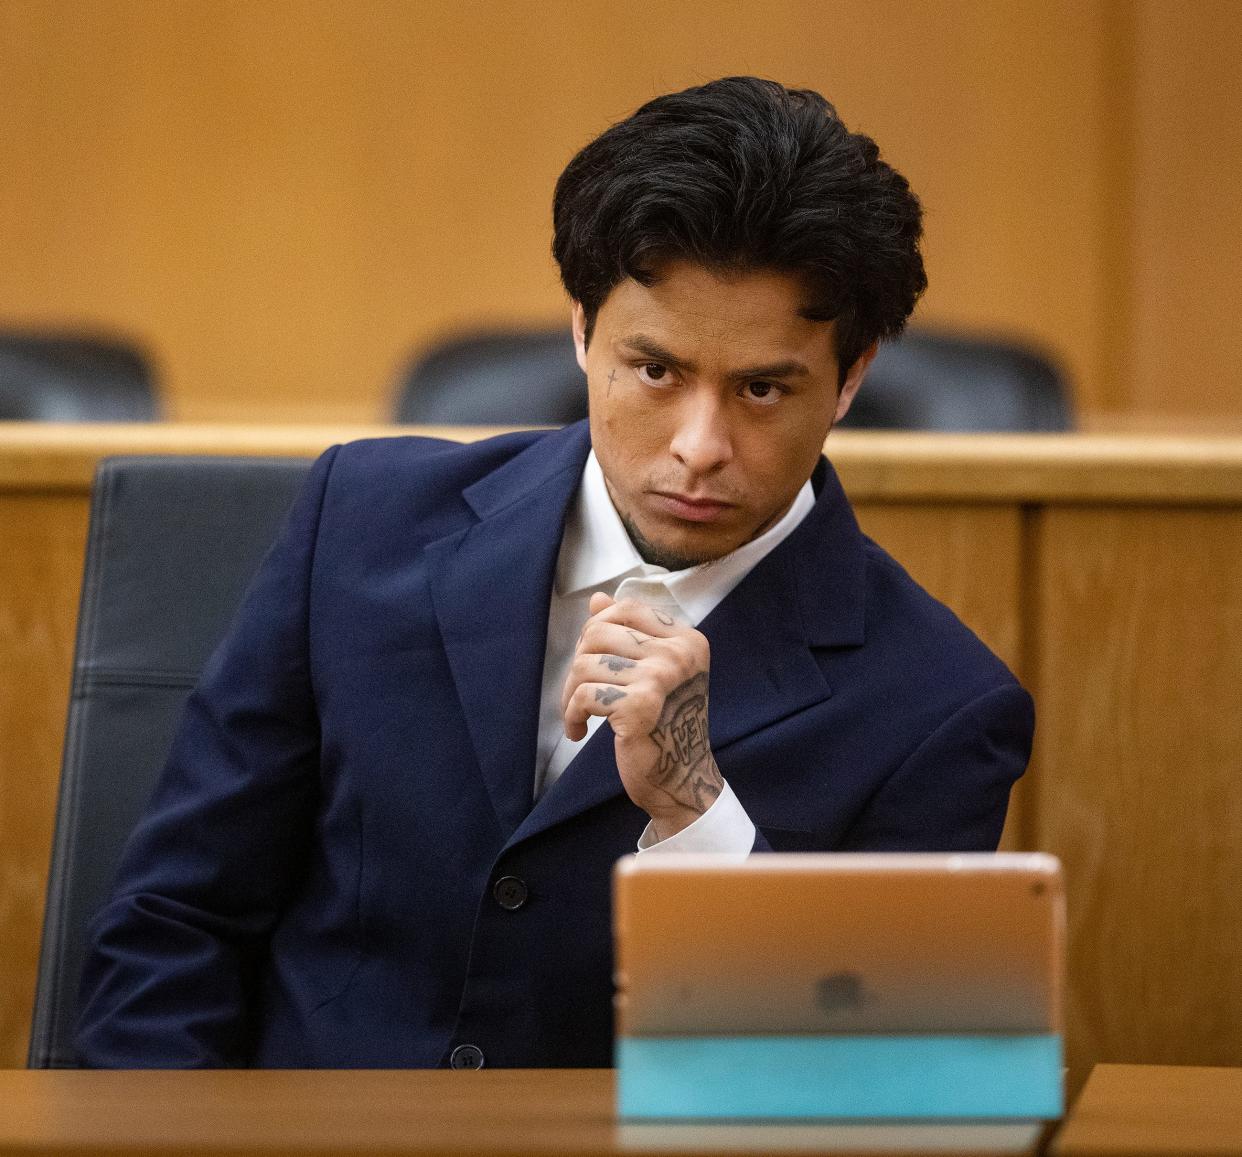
556;451;648;596
556;450;815;627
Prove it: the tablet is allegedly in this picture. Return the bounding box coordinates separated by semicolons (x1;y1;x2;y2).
613;852;1065;1119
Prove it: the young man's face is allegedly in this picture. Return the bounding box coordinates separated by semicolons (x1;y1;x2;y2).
573;259;873;569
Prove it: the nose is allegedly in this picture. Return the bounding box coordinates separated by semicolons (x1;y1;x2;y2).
669;391;733;475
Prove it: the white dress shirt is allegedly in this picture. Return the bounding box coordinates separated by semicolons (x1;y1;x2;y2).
534;451;815;853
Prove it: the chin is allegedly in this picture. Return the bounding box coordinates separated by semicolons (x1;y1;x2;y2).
650;544;721;571
625;516;734;571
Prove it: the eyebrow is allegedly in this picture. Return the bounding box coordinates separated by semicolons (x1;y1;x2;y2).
617;334;811;381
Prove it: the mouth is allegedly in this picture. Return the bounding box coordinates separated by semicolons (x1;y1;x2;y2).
649;490;736;524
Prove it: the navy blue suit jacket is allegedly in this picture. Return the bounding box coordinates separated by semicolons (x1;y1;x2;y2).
76;422;1033;1068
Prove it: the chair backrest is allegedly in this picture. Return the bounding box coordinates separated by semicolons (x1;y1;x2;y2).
0;332;160;422
838;329;1073;432
395;327;585;425
28;455;312;1068
393;325;1073;432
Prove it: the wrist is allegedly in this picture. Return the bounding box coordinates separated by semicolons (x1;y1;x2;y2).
644;758;724;840
648;804;704;842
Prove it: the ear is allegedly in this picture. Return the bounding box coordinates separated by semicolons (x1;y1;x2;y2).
571;302;589;374
833;342;878;425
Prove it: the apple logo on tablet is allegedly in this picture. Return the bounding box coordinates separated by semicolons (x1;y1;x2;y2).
815;972;866;1014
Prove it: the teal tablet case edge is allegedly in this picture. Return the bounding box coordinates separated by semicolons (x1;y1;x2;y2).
616;1033;1064;1120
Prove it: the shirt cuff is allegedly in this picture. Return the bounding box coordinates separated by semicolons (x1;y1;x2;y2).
636;780;756;856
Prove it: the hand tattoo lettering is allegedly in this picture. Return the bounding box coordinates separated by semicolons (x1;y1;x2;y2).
599;654;637;673
627;629;648;647
644;673;722;814
595;686;626;705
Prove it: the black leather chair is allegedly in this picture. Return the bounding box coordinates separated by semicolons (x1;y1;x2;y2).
28;456;312;1068
0;332;159;422
395;328;585;425
394;325;1073;432
839;329;1073;432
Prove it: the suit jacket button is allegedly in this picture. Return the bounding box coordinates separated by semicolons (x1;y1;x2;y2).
449;1044;485;1069
492;875;528;911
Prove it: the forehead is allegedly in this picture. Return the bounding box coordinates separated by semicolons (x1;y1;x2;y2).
596;259;836;367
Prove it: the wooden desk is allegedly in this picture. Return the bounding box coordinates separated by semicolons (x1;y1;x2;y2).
1052;1065;1242;1156
3;424;1242;1094
0;1068;1047;1157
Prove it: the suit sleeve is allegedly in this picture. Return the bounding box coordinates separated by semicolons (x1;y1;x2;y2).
75;445;340;1067
837;682;1034;852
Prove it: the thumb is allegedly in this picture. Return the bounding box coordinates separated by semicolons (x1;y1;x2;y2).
588;591;615;616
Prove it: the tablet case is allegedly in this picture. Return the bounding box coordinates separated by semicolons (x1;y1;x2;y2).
613;853;1065;1119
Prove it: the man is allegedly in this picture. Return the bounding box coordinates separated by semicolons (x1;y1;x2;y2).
77;77;1033;1069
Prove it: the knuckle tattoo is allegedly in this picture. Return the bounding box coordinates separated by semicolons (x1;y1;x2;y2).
598;653;636;674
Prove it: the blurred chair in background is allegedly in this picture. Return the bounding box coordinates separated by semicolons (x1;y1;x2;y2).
394;325;1073;432
28;455;312;1068
841;330;1073;432
395;328;583;425
0;331;160;422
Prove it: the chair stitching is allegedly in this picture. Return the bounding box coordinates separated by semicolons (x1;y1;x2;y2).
76;669;199;690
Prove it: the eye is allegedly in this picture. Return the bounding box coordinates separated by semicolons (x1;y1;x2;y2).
739;380;785;405
635;363;674;387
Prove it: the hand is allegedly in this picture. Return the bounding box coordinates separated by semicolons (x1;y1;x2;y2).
561;592;724;840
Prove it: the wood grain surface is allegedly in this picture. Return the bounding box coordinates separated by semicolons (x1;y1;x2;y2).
852;503;1024;674
4;4;1242;425
1033;509;1242;1090
0;0;1115;422
1051;1064;1242;1156
0;1068;1046;1156
0;493;90;1065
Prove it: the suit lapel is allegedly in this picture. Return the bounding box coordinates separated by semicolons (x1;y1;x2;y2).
427;424;590;839
504;457;869;850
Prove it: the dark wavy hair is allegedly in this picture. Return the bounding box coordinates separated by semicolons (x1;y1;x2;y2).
552;77;927;380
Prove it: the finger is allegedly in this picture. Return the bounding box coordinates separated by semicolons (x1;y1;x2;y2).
577;616;708;693
586;597;684;639
575;618;656;661
574;592;634;650
563;681;630;740
561;650;642;717
592;652;641;677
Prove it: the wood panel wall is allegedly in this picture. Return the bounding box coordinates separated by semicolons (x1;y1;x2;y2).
2;0;1238;423
1125;0;1242;417
1034;507;1242;1082
3;424;1241;1098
